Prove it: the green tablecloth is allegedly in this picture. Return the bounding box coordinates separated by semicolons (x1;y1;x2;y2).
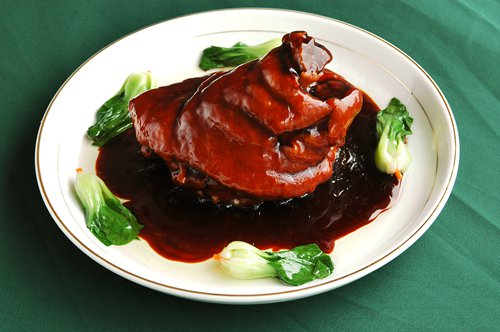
1;0;498;330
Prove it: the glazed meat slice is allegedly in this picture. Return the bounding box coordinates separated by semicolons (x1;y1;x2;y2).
129;31;363;205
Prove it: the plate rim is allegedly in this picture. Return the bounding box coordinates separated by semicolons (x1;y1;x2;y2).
35;7;460;303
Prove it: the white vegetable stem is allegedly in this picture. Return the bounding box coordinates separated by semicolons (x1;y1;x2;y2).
217;241;277;280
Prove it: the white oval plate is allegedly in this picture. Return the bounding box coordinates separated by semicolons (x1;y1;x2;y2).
35;9;459;304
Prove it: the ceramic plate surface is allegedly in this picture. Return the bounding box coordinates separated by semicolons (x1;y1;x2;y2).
36;9;459;304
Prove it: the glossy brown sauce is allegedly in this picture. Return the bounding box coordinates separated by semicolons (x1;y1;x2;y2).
96;94;398;263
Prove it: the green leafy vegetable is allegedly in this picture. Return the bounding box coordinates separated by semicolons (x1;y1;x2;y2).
199;38;281;71
87;72;156;146
216;241;334;286
374;98;414;178
74;169;143;246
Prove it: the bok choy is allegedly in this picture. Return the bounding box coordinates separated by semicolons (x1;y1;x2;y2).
375;98;413;179
87;72;156;146
215;241;334;286
199;38;281;70
74;169;143;246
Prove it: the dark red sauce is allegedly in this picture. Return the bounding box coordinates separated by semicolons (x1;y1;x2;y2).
96;94;398;263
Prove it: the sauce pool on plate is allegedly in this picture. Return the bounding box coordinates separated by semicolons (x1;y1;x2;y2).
96;93;398;262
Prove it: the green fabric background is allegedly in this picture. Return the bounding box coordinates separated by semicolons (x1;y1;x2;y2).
1;0;498;330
